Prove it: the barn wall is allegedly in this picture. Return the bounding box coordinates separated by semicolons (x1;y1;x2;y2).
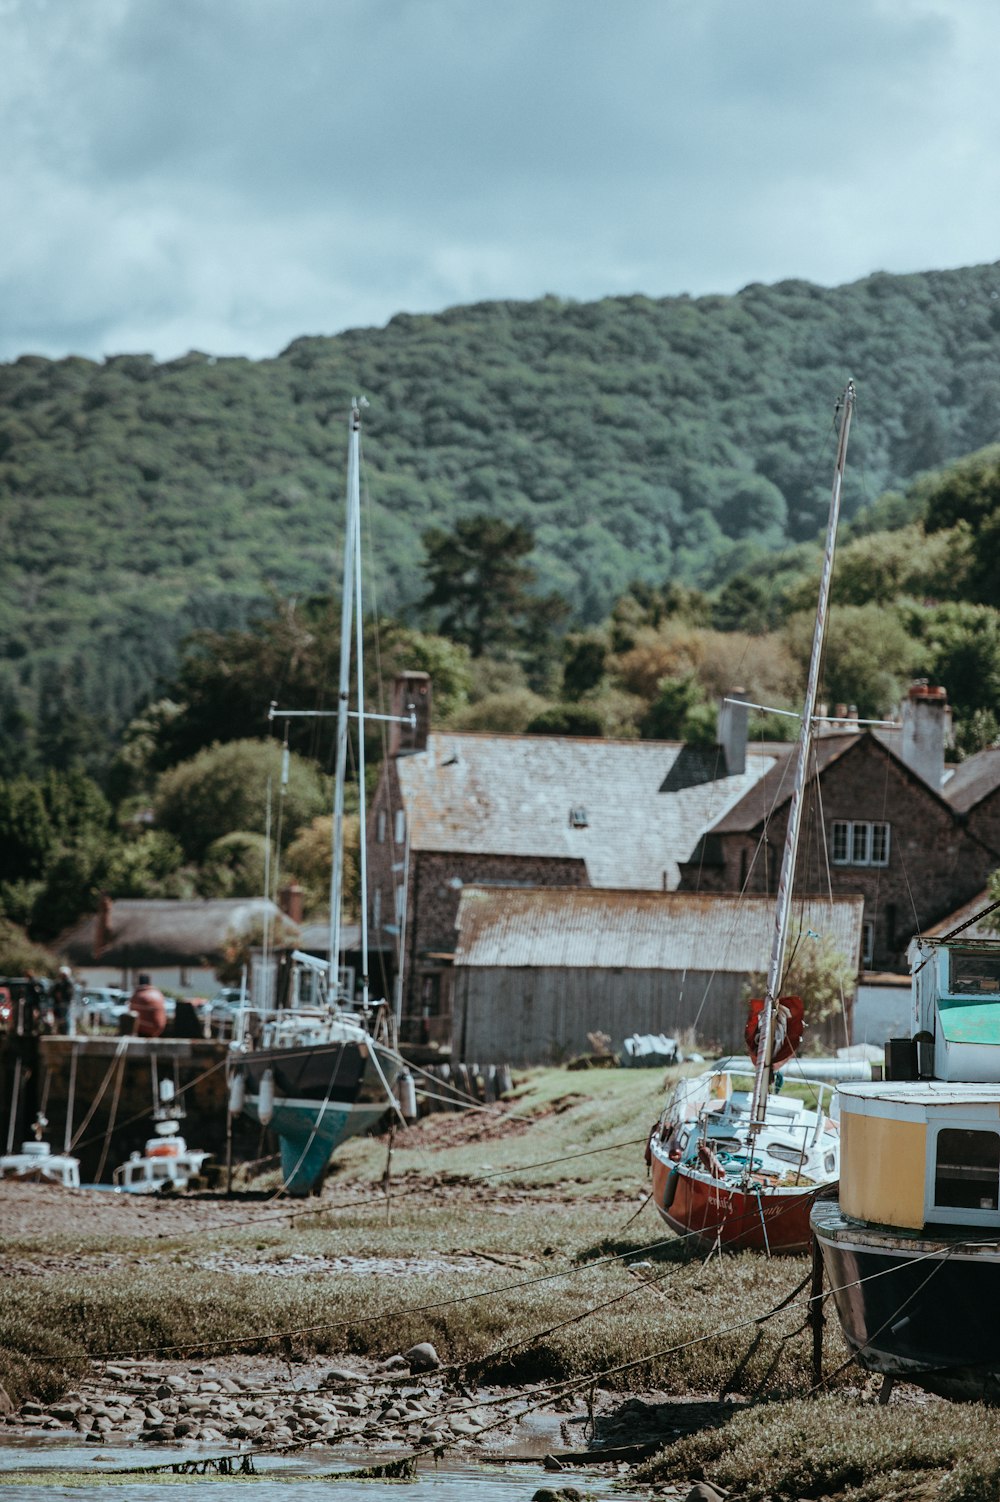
453;967;847;1064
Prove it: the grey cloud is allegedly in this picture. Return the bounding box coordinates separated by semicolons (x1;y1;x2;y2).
2;0;1000;361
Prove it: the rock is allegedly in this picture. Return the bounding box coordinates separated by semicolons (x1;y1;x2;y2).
0;1385;14;1417
685;1486;728;1502
20;1402;45;1417
380;1355;409;1372
403;1342;440;1373
104;1366;129;1381
447;1416;479;1436
531;1490;583;1502
542;1455;565;1471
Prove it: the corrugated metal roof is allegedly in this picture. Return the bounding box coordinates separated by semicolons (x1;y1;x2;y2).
453;885;864;972
396;732;782;890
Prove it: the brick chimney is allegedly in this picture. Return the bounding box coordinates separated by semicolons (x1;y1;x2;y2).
278;882;304;924
390;671;432;756
900;682;949;789
718;688;749;776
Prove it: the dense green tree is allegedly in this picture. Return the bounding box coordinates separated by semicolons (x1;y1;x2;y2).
563;633;608;700
784;604;918;718
420;515;567;661
0;777;53;887
153;740;328;863
916;603;1000;732
712;576;771;634
640;674;709;741
525;704;606;737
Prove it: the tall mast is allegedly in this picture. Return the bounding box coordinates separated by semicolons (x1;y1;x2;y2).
748;382;855;1134
328;400;363;995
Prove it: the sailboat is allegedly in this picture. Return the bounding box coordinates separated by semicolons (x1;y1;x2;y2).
812;921;1000;1400
228;400;406;1195
648;382;856;1254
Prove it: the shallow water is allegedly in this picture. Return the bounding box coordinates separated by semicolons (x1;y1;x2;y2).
0;1438;649;1500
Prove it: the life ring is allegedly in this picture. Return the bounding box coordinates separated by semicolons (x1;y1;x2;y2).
745;995;804;1066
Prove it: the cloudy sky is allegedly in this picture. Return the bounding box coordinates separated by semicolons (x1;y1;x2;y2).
2;0;999;364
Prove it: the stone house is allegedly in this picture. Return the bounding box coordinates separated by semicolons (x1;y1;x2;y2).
679;687;1000;974
368;676;786;1044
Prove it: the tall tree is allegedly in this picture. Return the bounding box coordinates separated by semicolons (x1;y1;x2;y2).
420;515;566;659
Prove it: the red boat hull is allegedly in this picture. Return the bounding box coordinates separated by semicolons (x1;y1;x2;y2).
651;1154;816;1254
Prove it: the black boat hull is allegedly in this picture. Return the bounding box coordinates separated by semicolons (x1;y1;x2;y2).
811;1198;1000;1401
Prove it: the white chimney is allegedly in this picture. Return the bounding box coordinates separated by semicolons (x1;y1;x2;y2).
901;683;949;789
718;689;749;776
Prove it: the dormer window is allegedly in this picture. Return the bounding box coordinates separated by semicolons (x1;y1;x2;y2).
569;807;588;828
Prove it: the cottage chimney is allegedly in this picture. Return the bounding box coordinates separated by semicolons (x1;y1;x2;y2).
390;671;432;756
278;882;304;924
901;682;949;789
718;688;749;776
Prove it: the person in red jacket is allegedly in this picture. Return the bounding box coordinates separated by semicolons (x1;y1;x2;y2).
129;974;167;1038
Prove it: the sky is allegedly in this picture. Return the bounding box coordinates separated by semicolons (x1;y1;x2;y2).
2;0;1000;365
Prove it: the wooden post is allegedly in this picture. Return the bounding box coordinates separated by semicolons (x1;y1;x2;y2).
383;1121;396;1226
809;1235;825;1390
225;1108;234;1196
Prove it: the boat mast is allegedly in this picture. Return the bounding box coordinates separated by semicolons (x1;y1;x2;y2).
748;382;855;1135
328;399;364;997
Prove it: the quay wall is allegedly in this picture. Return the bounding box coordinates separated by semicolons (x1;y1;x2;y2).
0;1035;264;1184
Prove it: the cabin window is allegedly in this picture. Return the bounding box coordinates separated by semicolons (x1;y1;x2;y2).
934;1128;1000;1212
831;820;890;867
376;811;386;844
949;951;1000;994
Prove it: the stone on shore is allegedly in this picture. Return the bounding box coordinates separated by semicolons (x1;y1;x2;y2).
403;1341;440;1373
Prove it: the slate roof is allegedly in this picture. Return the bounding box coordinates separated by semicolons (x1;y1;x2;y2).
706;728;954;837
395;732;783;891
939;747;1000;815
922;890;998;939
453;885;864;972
57;898;295;967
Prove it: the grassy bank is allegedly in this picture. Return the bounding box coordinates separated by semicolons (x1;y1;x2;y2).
636;1395;1000;1502
0;1067;830;1406
4;1065;993;1502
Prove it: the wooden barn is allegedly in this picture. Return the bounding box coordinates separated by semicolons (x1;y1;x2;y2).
450;885;864;1064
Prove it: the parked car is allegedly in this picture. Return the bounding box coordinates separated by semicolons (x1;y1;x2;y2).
207;987;247;1037
80;987;130;1030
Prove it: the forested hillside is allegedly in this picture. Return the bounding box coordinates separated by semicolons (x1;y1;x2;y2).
3;258;1000;766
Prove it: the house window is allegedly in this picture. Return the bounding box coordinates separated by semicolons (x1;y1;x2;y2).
373;888;382;929
394;809;405;844
934;1128;1000;1212
395;884;405;923
862;920;874;968
831;820;890;867
376;810;386;844
569;807;588;828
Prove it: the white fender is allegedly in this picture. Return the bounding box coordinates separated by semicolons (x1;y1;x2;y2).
257;1068;275;1126
228;1072;246;1116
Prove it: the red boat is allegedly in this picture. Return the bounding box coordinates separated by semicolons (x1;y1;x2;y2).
645;386;857;1258
648;1069;839;1254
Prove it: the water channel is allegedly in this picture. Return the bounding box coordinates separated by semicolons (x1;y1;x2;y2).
0;1437;651;1500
